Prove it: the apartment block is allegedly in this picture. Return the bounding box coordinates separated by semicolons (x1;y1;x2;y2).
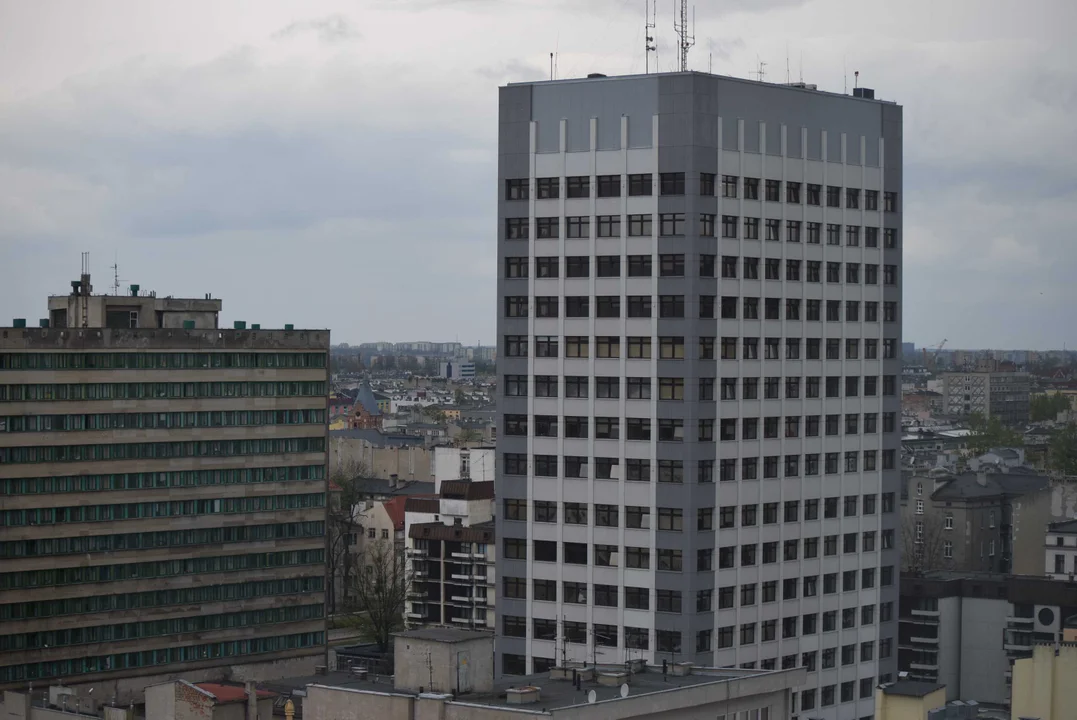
941;371;1031;426
495;71;903;720
405;480;496;629
0;276;329;702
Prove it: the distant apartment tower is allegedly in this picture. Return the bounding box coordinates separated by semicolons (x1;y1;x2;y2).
0;275;329;700
495;71;903;719
941;370;1031;425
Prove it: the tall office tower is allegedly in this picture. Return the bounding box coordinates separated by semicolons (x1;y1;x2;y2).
495;72;902;720
0;276;329;702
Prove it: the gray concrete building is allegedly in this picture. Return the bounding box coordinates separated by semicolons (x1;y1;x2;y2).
300;627;804;720
898;572;1077;708
0;276;329;703
941;371;1031;426
495;71;903;720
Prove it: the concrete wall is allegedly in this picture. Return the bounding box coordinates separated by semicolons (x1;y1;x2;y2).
1012;489;1053;575
874;686;946;720
1011;643;1077;720
936;595;962;699
303;686;414;720
330;436;432;482
957;597;1010;705
393;636;495;694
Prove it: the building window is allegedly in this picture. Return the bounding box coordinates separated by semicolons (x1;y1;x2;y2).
884;191;898;212
628;173;653;196
596;215;620;237
660;172;685;195
721;215;738;238
565;175;589;198
765;179;781;201
743;177;759;199
596;174;620;197
536;217;559;239
565;216;590;238
505;179;528;200
744;217;760;240
659;213;685;236
700;172;716;196
628;214;652;236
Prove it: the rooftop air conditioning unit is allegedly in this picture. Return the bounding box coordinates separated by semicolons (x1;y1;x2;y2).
1034;605;1060;634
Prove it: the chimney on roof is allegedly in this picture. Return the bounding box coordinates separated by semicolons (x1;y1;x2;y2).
245;681;258;720
976;471;988;487
390;473;400;489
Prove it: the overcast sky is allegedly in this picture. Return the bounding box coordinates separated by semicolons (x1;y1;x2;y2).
1;0;1074;349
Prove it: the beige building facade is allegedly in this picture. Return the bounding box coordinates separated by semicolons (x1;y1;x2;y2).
0;279;329;702
1010;643;1077;720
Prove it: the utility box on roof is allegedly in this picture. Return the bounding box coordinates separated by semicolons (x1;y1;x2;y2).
393;627;494;695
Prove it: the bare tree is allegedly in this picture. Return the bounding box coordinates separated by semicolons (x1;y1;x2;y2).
343;538;413;651
902;513;953;574
454;427;483;448
327;459;370;615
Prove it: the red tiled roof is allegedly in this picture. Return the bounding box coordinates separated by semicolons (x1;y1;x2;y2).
194;683;275;703
382;495;409;530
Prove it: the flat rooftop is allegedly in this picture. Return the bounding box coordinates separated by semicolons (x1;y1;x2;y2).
394;627;492;644
0;327;331;350
508;69;897;105
880;680;945;697
274;664;799;713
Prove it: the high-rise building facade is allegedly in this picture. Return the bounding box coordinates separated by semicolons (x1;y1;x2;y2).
0;277;329;701
495;72;902;719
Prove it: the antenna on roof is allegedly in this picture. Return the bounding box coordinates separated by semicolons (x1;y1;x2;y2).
786;42;790;83
110;253;121;295
550;52;553;81
854;69;860;89
752;58;767;82
673;0;695;72
645;0;657;74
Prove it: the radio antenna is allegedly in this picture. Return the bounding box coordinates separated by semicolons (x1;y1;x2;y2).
645;0;657;74
673;0;695;72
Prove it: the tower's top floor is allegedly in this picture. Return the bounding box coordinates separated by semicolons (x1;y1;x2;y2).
42;272;222;330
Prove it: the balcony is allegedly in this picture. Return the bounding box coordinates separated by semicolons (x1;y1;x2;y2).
407;589;428;600
407;547;429;557
406;610;425;619
910;608;940;618
910;635;939;644
909;661;939;671
450;615;475;625
451;551;473;560
1006;615;1034;625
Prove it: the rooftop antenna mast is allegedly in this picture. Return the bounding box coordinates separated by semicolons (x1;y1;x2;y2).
752;59;767;82
110;254;120;295
645;0;657;74
673;0;695;72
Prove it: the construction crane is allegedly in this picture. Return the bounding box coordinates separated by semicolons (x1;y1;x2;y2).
922;339;947;371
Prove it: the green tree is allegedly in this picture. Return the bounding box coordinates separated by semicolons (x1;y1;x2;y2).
1048;424;1077;476
967;412;1022;455
1031;393;1072;422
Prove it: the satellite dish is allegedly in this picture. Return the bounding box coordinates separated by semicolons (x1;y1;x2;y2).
620;683;629;698
587;690;597;704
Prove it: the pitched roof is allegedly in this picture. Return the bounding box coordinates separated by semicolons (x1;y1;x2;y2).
350;477;435;497
194;683;275;704
354;381;382;417
1049;519;1077;534
931;471;1050;500
405;497;441;514
408;521;495;543
382;496;409;530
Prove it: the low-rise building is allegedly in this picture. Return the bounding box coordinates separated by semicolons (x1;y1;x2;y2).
1046;519;1077;580
144;680;276;720
1010;643;1077;720
301;628;805;720
874;680;946;720
898;571;1077;707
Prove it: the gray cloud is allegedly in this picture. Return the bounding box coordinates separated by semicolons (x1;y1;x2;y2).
0;0;1075;348
273;15;360;43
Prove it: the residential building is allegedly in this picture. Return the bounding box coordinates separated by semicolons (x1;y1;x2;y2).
0;278;329;700
1010;643;1077;720
941;371;1031;426
432;445;496;487
302;627;805;720
405;480;496;629
898;572;1077;706
1046;519;1077;580
495;70;903;719
873;680;946;720
901;470;1052;575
